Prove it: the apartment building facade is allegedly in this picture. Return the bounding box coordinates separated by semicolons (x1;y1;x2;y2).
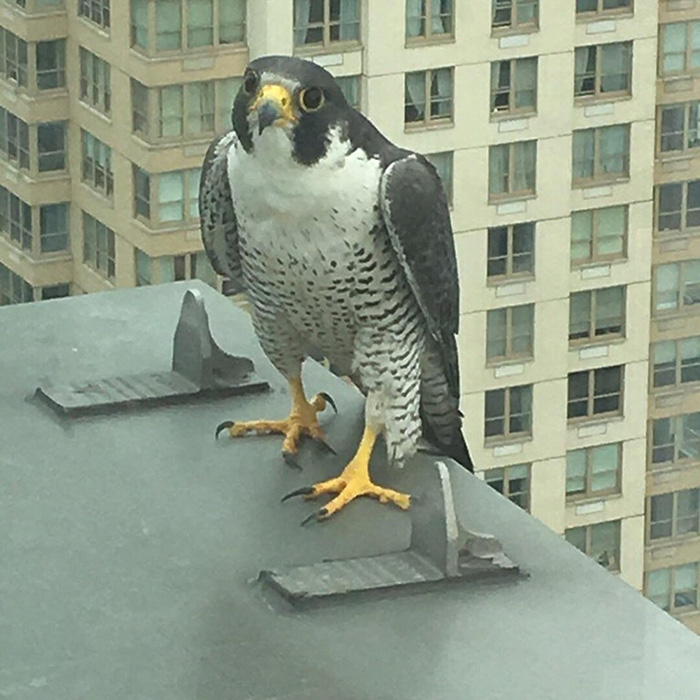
0;0;697;632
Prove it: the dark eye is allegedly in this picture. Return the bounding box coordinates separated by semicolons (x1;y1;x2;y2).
299;87;325;112
243;70;259;96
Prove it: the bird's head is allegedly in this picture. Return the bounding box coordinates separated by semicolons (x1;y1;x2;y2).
231;55;350;166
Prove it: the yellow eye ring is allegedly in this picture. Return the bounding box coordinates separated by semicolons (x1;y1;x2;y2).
299;87;325;112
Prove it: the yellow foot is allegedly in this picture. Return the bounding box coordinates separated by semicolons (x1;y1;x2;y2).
282;426;411;523
215;386;336;467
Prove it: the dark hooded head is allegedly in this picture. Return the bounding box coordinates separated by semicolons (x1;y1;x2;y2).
231;55;351;166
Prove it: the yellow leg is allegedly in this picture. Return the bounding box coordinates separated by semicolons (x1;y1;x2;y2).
283;426;411;522
215;376;334;459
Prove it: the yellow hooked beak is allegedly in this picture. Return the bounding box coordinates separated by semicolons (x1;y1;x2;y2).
250;84;297;134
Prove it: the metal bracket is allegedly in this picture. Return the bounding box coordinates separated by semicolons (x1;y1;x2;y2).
260;461;522;607
36;289;269;416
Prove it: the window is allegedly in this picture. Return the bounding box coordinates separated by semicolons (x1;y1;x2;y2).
36;40;65;90
0;108;30;170
646;564;699;613
406;0;453;41
574;42;632;100
487;222;535;280
424;151;453;204
652;337;700;390
37;122;66;172
134;248;217;287
571;206;627;265
650;489;700;541
658;102;700;155
293;0;360;48
0;28;28;87
80;49;111;115
566;443;621;500
486;303;534;362
133;165;151;219
134;168;201;225
490;57;537;115
565;520;620;571
41;284;70;301
484;464;530;510
131;79;149;135
653;260;700;314
567;365;623;420
0;185;32;251
491;0;538;31
39;203;69;253
656;181;700;236
0;263;33;306
650;412;700;468
79;0;111;28
81;131;113;197
572;124;630;185
576;0;632;16
569;286;625;344
660;22;700;77
83;212;115;280
404;68;453;126
484;384;532;441
488;140;537;200
133;80;231;142
336;75;361;110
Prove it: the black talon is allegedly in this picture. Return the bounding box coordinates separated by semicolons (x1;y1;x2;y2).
281;486;315;503
319;392;337;414
215;421;234;439
301;507;328;526
282;450;302;470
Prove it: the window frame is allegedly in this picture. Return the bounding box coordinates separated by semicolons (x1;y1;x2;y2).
491;0;539;33
486;303;535;364
568;286;626;345
655;180;700;237
651;336;700;391
565;520;621;571
567;365;624;422
488;140;537;202
133;166;201;228
0;261;34;306
653;260;700;316
575;0;633;19
405;0;454;44
649;411;700;470
646;563;699;614
484;463;531;511
490;56;538;117
79;48;111;116
659;21;700;78
82;211;116;281
81;130;114;199
134;247;218;288
487;222;536;283
404;67;454;128
572;124;631;187
79;0;111;30
657;101;700;157
566;442;622;501
484;383;533;443
570;205;628;267
424;151;453;205
648;488;700;543
293;0;361;52
574;42;632;102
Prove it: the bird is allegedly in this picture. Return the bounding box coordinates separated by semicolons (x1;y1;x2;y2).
200;55;473;523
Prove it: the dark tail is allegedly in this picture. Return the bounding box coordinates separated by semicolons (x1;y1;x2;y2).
420;409;474;473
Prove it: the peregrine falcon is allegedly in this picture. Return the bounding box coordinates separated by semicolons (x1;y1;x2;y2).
200;55;472;522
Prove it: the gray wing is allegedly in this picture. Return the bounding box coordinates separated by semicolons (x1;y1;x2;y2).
199;132;243;293
379;154;460;395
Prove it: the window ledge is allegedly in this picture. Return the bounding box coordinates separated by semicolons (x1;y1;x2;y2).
569;335;626;352
656;151;700;166
484;434;533;449
647;534;700;552
78;17;111;38
78;102;112;124
575;11;634;23
568;413;624;429
405;35;455;49
129;43;247;63
486;356;534;370
487;274;535;288
132;217;199;237
566;491;622;507
488;193;537;206
574;93;632;108
490;25;540;39
571;256;627;272
489;109;537;123
653;307;700;323
80;182;114;208
294;42;362;59
651;383;700;401
573;176;630;190
404;119;454;133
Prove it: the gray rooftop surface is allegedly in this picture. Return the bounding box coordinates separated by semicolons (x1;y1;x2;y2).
2;281;700;700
